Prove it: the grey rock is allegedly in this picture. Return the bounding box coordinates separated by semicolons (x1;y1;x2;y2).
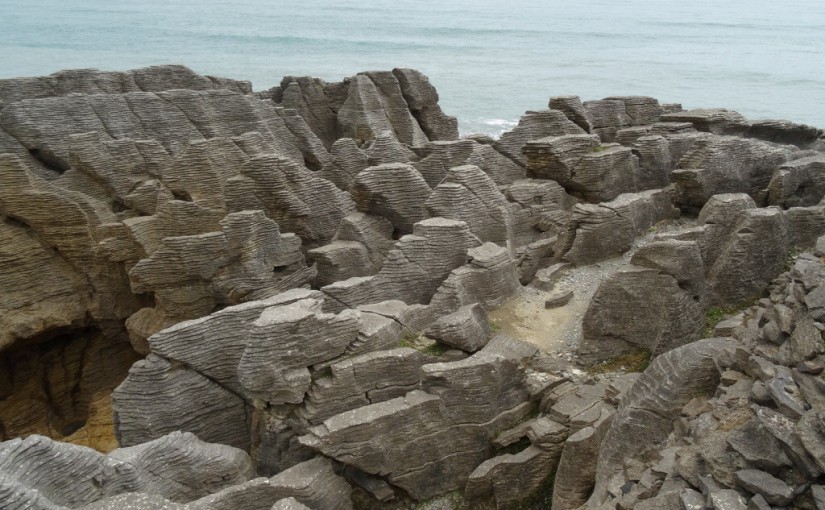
747;494;771;510
790;314;825;364
238;298;359;404
300;348;429;425
754;406;822;477
797;410;825;473
706;207;789;307
549;95;593;132
350;163;432;235
734;469;794;506
768;154;825;208
414;139;524;187
545;290;574;309
680;488;705;510
709;489;747;510
633;134;673;189
271;498;312;510
112;354;249;449
494;109;585;167
590;338;737;505
812;485;825;510
425;164;513;246
188;457;351;510
78;493;186;510
337;71;428;146
672;136;794;210
552;409;614;510
462;446;558;510
424;303;494;352
563;188;678;266
321;218;477;311
661;108;750;136
579;265;705;363
429;242;522;312
505;178;576;248
0;432;254;508
744;119;824;149
393;68;459;142
524;135;640;202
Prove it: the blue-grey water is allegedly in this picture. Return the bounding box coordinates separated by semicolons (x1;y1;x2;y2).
0;0;823;136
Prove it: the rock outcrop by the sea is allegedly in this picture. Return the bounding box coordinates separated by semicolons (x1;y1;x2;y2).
2;64;825;510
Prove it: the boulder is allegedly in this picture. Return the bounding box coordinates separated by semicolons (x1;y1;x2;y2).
767;154;825;208
424;303;494;352
672;136;794;210
425;164;513;246
493;110;585;167
350;163;431;235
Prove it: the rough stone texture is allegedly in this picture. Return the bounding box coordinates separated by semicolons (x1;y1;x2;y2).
300;348;428;425
579;241;706;362
321;218;478;311
337;71;429;147
744;118;824;149
563;188;679;265
505;178;576;248
128;210;313;338
425;164;513;246
350;163;432;235
0;432;254;508
734;469;794;506
672;136;795;210
112;354;250;449
590;338;737;505
424;303;494;352
549;95;593;132
524;135;642;202
462;446;559;509
299;349;533;501
188;457;352;510
238;298;359;404
392;68;459;142
551;409;614;510
429;242;522;312
767;154;825;208
633;135;673;189
582;99;632;143
660;108;750;136
493;109;585;167
0;65;252;104
705;207;789;306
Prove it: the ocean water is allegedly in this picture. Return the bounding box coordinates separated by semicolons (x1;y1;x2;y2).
0;0;823;136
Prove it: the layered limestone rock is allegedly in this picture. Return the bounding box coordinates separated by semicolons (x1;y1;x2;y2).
0;432;254;509
586;241;825;509
493;110;586;166
671;135;796;210
425;164;513;246
562;188;679;266
0;65;252;104
299;347;535;501
4;65;825;510
350;163;431;235
767;154;825;208
321;218;479;311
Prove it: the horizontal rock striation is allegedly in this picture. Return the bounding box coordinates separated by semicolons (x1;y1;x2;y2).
2;64;825;510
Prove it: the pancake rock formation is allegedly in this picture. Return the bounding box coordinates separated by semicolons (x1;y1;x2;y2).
1;64;825;509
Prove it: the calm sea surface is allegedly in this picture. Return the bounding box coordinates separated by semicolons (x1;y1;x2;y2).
0;0;823;136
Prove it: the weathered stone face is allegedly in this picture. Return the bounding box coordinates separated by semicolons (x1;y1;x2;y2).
3;63;825;510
